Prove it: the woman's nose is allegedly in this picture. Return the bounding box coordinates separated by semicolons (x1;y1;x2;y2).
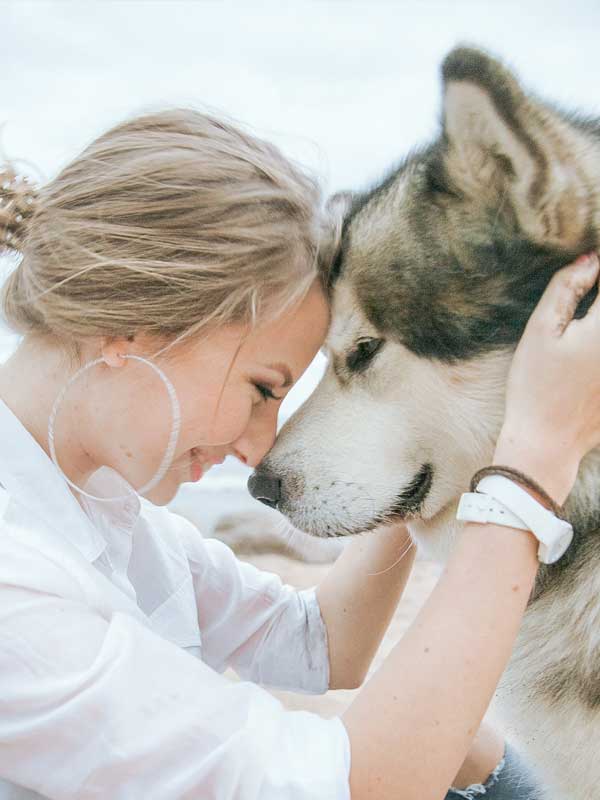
233;409;278;468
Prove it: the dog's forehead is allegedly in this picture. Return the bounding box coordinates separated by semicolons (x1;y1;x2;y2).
341;156;451;319
346;166;418;266
332;157;566;361
327;281;372;351
333;159;462;357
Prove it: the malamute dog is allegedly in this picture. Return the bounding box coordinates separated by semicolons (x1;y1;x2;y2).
249;47;600;799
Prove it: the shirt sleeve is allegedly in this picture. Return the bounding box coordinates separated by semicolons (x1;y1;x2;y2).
169;513;332;694
0;581;351;800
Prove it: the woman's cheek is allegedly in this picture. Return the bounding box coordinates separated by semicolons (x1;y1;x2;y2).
200;391;254;445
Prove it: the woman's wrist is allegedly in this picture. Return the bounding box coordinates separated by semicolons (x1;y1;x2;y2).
493;427;579;507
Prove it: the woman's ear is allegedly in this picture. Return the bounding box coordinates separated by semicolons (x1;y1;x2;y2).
101;338;131;368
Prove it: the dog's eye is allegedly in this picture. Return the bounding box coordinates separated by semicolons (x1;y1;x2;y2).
346;338;384;373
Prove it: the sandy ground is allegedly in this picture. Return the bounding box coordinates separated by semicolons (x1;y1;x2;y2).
229;550;442;717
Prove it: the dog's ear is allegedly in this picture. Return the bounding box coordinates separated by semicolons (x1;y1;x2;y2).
319;191;354;290
440;46;592;250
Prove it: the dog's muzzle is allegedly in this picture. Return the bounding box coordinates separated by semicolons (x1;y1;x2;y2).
247;471;281;509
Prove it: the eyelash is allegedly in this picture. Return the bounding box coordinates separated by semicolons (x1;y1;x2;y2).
254;383;278;402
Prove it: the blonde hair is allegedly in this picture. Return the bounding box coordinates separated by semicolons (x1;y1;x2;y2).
0;109;322;348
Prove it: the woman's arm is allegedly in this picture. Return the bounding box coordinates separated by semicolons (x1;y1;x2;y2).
342;502;539;800
0;577;351;800
315;514;530;795
316;524;415;689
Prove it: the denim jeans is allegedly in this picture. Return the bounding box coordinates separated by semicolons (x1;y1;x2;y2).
445;744;543;799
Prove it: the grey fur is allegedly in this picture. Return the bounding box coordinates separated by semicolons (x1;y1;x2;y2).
337;48;599;362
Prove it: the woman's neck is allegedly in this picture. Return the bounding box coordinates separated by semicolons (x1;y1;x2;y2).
0;336;98;488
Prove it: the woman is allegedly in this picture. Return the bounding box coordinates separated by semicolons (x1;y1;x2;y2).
0;109;598;800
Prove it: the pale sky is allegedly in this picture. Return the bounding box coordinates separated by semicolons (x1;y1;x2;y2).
3;0;599;191
2;0;599;411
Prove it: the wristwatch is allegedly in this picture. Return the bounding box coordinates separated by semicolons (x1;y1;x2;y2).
456;474;573;564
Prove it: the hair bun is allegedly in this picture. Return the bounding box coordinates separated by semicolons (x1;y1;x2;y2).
0;166;38;253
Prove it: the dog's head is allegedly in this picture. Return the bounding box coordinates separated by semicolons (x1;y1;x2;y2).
249;46;600;559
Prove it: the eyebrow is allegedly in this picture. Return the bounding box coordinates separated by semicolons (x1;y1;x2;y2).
266;362;293;388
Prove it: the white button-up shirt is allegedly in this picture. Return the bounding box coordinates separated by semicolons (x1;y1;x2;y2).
0;400;350;799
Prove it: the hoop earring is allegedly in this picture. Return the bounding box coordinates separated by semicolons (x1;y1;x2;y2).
48;355;181;502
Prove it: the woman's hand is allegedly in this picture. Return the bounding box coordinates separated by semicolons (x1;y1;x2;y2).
495;252;600;503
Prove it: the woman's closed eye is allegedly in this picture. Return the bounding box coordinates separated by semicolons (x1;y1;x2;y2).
254;383;283;403
251;363;293;404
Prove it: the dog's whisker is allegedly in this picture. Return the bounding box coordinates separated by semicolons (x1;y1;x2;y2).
366;538;415;577
273;516;305;555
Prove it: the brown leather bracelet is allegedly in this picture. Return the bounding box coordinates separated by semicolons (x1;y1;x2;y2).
469;465;565;519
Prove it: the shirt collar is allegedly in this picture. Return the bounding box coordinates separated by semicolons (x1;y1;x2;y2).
0;398;141;562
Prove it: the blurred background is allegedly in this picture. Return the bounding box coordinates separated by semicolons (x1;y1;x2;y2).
1;0;598;542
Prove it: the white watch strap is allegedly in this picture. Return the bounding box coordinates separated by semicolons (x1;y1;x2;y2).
475;475;572;564
456;492;530;531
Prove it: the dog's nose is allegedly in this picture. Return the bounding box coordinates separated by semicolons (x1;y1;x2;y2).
247;471;281;508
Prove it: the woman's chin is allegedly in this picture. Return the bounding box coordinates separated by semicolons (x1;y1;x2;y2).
142;476;183;506
139;460;209;506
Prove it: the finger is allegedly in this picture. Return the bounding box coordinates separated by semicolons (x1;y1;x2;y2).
584;252;600;320
532;253;600;335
